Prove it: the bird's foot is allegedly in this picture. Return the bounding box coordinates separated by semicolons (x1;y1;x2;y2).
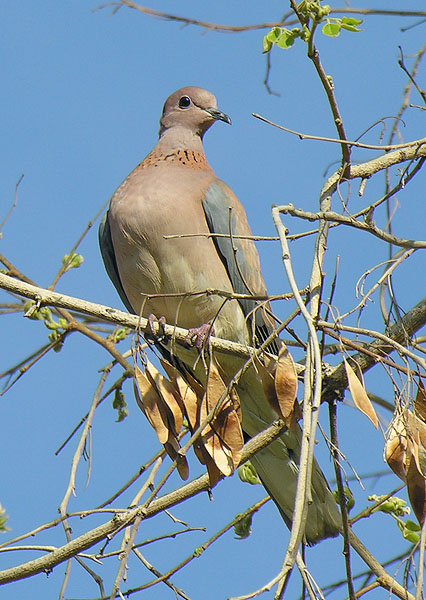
147;314;167;341
185;323;215;351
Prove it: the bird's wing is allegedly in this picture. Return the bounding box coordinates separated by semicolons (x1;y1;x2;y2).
99;211;135;314
202;179;278;352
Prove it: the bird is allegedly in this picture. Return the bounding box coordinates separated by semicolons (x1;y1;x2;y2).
99;86;341;544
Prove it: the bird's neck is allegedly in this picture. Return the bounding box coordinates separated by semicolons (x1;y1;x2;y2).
156;126;206;154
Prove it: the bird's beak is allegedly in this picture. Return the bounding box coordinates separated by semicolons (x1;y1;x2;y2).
205;107;232;125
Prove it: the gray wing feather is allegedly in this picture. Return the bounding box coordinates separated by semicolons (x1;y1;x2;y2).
98;211;135;314
202;181;277;351
202;181;257;318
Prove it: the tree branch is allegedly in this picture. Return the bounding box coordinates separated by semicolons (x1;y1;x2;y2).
322;143;426;198
0;273;256;361
322;296;426;402
0;420;286;585
252;113;426;151
277;204;426;249
99;2;426;34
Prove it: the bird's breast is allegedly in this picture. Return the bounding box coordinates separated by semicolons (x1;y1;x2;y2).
108;164;247;339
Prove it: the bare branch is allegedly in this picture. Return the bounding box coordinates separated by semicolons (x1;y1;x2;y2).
289;0;350;168
277;204;426;249
322;144;426;199
97;0;290;32
322;296;426;402
0;420;286;585
0;174;24;236
253;113;426;151
0;272;255;360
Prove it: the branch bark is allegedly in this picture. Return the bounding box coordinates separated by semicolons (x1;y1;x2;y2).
0;273;254;361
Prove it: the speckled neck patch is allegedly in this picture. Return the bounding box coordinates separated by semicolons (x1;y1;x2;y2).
137;148;211;170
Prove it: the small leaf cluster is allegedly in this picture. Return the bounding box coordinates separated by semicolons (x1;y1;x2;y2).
113;388;128;422
396;519;421;543
333;486;355;511
238;461;261;485
263;26;303;53
110;327;130;344
368;495;420;543
234;513;253;539
368;494;410;517
263;0;362;52
0;504;9;533
62;252;84;272
322;17;363;38
24;301;67;352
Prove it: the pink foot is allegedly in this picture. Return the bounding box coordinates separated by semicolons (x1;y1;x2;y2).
147;314;167;340
185;323;215;350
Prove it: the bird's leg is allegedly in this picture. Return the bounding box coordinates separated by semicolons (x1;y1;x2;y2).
185;323;215;351
147;313;167;341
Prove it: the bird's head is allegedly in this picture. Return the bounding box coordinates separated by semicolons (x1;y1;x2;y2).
159;86;231;140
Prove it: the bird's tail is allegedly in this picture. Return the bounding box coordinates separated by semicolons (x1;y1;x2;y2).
239;371;341;545
250;430;341;545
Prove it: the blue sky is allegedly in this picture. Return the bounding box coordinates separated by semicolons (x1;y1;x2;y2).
1;2;426;599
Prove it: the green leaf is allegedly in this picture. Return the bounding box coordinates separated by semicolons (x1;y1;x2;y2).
39;307;52;320
396;518;419;542
297;0;308;14
322;22;341;37
113;389;128;422
262;27;298;52
234;513;253;539
44;318;60;331
276;31;295;49
317;4;331;19
112;327;130;343
266;27;282;43
262;36;273;54
333;486;355;511
0;504;10;533
400;520;420;543
340;23;362;33
403;530;420;543
238;461;261;485
405;519;421;532
341;17;363;26
48;330;64;352
263;27;282;53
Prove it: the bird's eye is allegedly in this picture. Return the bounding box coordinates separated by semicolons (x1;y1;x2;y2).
179;96;191;109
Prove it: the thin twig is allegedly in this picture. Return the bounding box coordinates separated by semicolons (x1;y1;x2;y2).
415;518;426;600
0;420;286;585
277;204;426;249
97;1;426;33
271;205;324;597
110;457;163;598
132;549;191;600
329;401;356;600
58;368;111;599
0;174;24;235
252;114;426;151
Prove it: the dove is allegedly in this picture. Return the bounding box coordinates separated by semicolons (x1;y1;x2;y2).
99;86;340;544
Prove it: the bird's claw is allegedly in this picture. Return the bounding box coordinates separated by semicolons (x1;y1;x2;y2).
147;314;167;341
185;323;215;351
